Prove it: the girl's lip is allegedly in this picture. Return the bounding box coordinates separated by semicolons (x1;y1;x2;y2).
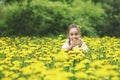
72;38;78;40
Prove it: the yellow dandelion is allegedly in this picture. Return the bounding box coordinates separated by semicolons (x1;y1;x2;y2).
90;60;103;68
87;75;96;80
86;68;95;74
22;66;33;75
0;65;4;70
28;75;40;80
109;70;119;77
11;73;19;79
91;54;98;59
17;77;26;80
54;51;68;61
54;62;62;67
73;48;83;54
102;65;118;70
13;61;21;67
1;77;12;80
63;62;71;67
45;68;73;80
2;71;14;77
75;63;86;70
80;59;90;64
111;76;119;80
75;71;88;79
94;69;109;78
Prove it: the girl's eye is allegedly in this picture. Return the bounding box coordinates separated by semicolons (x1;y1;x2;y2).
75;33;78;35
71;34;73;36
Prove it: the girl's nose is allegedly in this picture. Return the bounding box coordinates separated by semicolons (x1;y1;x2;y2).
73;35;76;38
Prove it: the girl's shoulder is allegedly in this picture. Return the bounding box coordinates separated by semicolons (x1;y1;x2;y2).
80;38;84;42
66;39;69;42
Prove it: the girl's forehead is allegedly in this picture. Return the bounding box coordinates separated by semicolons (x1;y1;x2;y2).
69;28;79;33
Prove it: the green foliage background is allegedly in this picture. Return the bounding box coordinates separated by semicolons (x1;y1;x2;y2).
0;0;120;37
92;0;120;37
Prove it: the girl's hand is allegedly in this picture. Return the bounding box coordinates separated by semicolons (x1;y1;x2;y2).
71;39;78;47
76;39;82;47
71;39;82;48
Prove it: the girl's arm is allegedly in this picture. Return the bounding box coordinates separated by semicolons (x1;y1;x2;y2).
76;38;88;53
62;39;76;52
63;45;73;52
81;40;88;53
76;38;82;47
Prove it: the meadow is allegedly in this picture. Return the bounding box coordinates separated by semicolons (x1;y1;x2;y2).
0;35;120;80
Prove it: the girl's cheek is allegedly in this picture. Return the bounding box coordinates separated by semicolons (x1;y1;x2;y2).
77;35;80;38
70;37;73;39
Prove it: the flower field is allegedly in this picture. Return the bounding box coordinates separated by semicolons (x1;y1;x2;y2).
0;35;120;80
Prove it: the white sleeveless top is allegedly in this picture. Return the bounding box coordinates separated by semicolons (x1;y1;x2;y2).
62;39;88;52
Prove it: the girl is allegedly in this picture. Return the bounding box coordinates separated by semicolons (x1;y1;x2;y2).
62;24;88;53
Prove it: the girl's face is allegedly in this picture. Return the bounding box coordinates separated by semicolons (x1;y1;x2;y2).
68;28;80;41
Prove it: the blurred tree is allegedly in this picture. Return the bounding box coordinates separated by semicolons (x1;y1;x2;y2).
49;0;74;4
5;0;23;3
92;0;120;37
2;0;105;37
